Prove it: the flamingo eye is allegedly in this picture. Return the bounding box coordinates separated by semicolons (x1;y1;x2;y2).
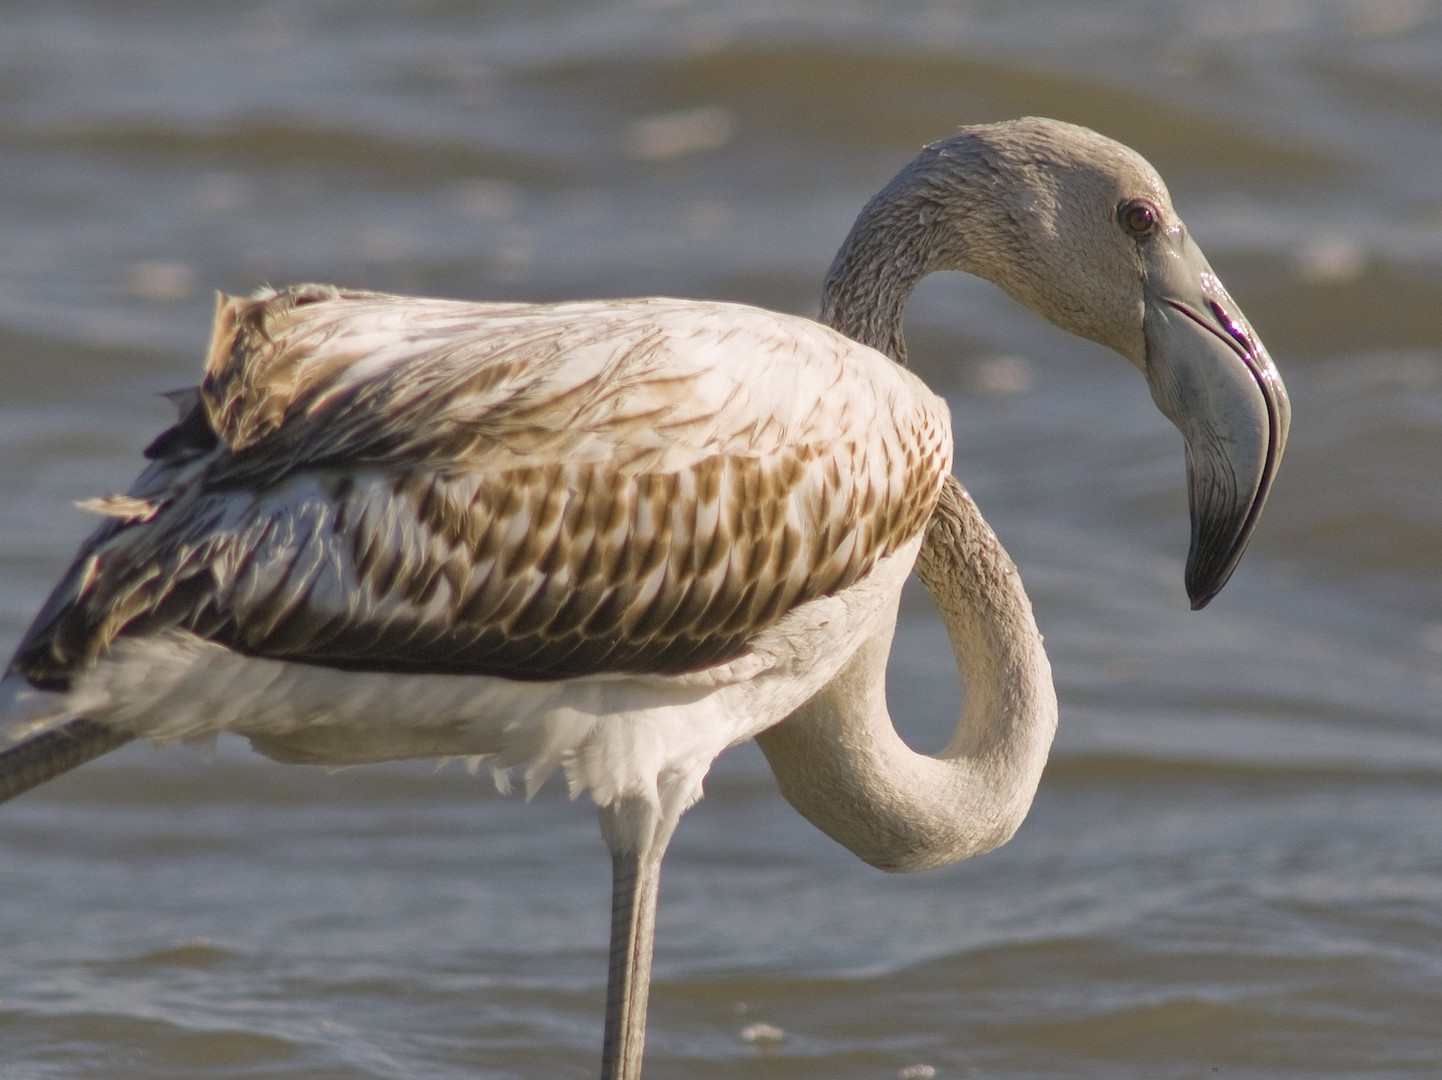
1119;199;1158;238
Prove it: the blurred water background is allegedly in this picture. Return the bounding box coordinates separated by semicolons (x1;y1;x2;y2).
3;2;1442;1077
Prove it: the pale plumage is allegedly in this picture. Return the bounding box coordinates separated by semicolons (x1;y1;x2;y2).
8;286;949;811
1;118;1290;1080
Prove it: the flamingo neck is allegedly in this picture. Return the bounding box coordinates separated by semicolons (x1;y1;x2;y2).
819;149;985;364
756;477;1057;873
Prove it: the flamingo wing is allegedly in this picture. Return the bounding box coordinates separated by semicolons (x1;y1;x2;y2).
11;285;950;689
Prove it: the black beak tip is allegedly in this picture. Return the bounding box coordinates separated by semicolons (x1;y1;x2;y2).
1184;542;1245;611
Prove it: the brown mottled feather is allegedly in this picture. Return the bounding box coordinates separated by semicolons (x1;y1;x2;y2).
11;285;950;689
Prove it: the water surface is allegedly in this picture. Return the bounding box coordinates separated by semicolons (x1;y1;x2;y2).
3;2;1442;1077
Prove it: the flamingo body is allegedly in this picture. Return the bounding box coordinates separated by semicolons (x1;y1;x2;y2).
4;285;950;818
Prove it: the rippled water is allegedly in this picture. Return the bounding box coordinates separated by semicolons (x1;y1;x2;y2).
3;2;1442;1078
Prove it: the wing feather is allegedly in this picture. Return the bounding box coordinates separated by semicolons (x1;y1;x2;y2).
10;285;952;688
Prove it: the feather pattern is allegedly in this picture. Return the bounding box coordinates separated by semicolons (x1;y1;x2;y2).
13;286;951;699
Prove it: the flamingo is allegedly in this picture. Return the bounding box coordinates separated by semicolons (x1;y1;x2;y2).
0;117;1288;1078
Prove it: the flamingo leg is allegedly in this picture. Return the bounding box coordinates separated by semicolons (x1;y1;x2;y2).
597;795;674;1080
0;718;133;805
600;844;662;1080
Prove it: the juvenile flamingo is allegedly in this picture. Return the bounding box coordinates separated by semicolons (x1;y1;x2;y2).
0;118;1288;1078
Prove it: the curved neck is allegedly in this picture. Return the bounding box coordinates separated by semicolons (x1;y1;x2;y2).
756;477;1057;873
819;151;984;365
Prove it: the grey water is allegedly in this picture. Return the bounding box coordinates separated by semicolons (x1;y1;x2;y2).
3;2;1442;1077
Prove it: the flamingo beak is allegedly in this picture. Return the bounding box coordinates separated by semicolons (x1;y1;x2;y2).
1141;231;1290;609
